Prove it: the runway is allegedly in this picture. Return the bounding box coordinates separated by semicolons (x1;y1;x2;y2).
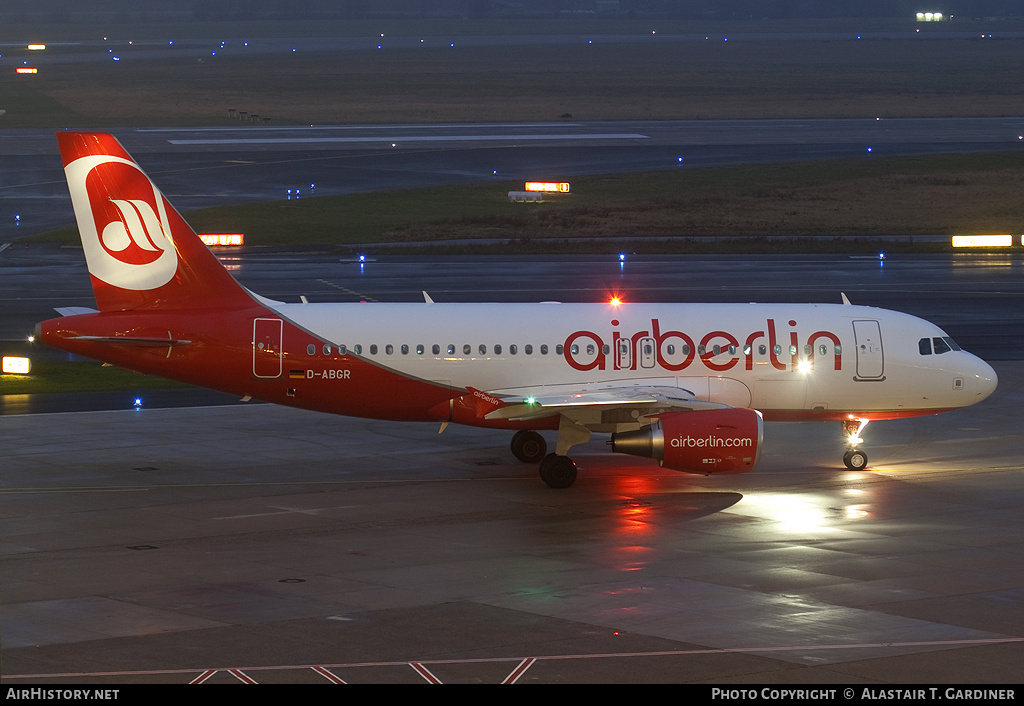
2;252;1023;683
4;117;1024;240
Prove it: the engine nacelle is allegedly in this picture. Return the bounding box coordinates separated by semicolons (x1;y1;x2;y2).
609;408;763;475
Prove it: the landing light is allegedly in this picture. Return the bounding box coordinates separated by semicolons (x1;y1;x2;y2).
609;297;622;306
797;360;812;374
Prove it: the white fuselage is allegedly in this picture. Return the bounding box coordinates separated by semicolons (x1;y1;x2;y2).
273;300;997;421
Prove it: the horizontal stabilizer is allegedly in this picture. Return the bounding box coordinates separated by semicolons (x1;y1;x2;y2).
55;307;99;316
68;335;192;347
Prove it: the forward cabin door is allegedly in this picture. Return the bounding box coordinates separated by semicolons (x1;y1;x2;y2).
852;319;884;380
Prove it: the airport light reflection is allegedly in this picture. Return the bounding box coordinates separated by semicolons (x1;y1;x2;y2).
738;492;871;533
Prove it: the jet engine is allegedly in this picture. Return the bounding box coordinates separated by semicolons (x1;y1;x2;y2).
609;408;763;475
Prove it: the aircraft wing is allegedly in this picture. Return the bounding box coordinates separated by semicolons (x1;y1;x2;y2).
483;385;730;422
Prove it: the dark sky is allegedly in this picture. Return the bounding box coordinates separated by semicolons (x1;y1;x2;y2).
2;1;1023;22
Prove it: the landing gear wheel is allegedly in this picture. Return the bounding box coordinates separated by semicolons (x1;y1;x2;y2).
843;449;868;470
511;430;547;464
539;453;577;489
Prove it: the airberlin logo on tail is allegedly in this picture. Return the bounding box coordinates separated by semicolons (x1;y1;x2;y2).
64;155;178;291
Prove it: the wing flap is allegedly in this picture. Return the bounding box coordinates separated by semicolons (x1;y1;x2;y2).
484;385;729;422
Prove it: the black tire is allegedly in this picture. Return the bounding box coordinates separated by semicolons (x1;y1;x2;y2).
539;453;577;489
843;449;868;470
511;430;547;464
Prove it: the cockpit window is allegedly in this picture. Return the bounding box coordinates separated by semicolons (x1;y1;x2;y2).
921;336;963;355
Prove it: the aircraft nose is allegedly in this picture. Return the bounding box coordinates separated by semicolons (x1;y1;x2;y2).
970;356;998;402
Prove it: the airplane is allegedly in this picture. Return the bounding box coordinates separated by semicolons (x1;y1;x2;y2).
36;132;998;488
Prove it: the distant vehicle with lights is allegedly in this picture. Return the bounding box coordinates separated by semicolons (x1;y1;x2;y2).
37;133;998;488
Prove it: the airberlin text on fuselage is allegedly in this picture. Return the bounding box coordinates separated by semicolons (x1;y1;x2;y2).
563;318;842;373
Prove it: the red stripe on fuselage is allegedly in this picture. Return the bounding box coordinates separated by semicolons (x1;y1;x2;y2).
37;305;557;429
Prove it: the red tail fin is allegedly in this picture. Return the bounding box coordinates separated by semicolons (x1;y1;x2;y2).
57;132;254;312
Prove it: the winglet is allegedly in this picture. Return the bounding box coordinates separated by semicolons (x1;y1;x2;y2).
841;292;852;306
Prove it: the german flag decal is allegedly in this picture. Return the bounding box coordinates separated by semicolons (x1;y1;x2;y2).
289;369;306;379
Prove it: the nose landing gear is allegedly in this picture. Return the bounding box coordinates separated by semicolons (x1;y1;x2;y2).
842;418;870;470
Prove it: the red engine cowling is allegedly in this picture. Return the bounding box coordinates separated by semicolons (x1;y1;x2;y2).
609;408;763;475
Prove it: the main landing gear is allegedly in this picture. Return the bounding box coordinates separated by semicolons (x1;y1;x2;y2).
510;429;546;463
511;430;575;488
510;417;590;489
538;454;578;489
841;418;870;470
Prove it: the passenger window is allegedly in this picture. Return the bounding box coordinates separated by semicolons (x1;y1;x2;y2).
354;344;362;354
667;344;676;355
385;344;393;355
510;344;518;355
525;344;533;355
323;344;331;355
571;344;579;355
495;344;502;354
370;344;378;355
463;344;471;355
401;344;409;355
541;344;548;355
307;344;316;355
759;345;767;356
447;344;455;355
556;344;563;355
479;344;487;355
432;344;440;355
586;344;595;355
339;345;347;355
919;338;932;355
773;345;782;356
417;344;424;355
712;344;720;355
789;344;797;355
697;345;706;355
818;344;827;356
